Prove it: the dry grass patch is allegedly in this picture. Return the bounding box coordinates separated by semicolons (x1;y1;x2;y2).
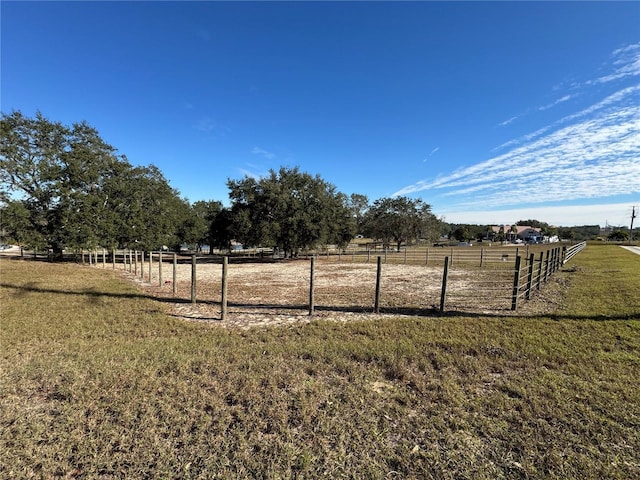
1;247;639;478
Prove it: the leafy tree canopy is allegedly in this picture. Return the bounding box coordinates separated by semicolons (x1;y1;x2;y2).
608;229;630;241
1;111;186;254
227;166;355;257
516;219;550;229
346;193;370;234
362;196;440;250
176;200;222;252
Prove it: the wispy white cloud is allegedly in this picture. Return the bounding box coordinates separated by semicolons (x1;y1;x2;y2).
539;94;573;111
438;202;637;227
492;84;640;153
423;147;440;162
393;85;640;209
238;162;271;180
591;41;640;84
238;168;262;180
499;116;519;127
251;147;276;160
496;41;639;133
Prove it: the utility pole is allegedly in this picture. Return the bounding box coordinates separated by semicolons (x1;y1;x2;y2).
631;206;637;243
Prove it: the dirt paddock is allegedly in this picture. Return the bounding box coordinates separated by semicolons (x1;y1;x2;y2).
123;258;523;328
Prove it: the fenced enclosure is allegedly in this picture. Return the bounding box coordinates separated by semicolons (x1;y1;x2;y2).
76;242;586;323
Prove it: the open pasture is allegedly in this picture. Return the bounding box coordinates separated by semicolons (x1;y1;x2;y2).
1;245;639;478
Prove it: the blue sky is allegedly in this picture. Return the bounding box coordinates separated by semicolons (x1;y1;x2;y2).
2;1;639;227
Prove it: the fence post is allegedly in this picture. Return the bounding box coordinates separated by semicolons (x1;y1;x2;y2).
374;256;382;314
309;256;315;316
536;251;544;291
544;250;550;283
191;254;197;304
133;250;137;276
221;256;228;320
511;255;522;311
450;248;454;266
526;253;535;300
425;248;429;266
112;249;116;270
158;251;163;287
129;249;133;273
404;248;407;264
480;248;484;268
173;253;177;295
140;251;144;278
148;251;153;283
440;256;449;313
367;249;371;263
103;249;106;268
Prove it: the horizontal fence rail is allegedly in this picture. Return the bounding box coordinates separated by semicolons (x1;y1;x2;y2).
74;242;587;320
563;241;587;265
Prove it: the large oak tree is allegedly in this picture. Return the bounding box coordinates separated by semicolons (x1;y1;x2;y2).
227;166;355;257
1;111;186;255
362;196;440;251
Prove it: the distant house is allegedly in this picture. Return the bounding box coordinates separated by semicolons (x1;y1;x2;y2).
491;225;543;243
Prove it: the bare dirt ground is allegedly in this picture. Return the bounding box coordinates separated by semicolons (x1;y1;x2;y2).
119;258;541;329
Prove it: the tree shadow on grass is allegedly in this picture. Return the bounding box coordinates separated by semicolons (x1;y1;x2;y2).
2;282;637;323
0;282;189;305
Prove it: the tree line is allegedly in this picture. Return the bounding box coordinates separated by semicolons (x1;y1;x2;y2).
1;112;443;258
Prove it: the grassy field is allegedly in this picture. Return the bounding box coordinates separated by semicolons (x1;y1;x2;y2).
1;245;639;479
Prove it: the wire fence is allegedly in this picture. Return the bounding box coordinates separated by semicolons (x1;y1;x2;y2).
303;243;555;268
74;241;587;320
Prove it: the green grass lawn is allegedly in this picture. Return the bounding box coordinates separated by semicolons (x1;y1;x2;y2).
1;245;639;479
